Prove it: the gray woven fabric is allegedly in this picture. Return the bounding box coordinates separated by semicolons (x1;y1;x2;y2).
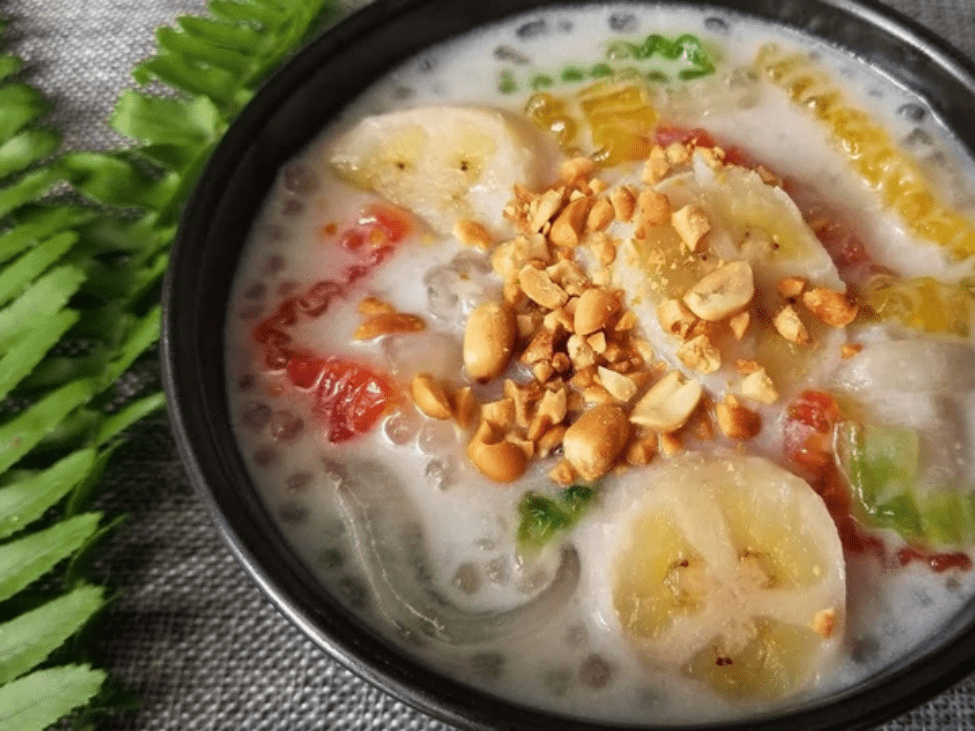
4;0;975;728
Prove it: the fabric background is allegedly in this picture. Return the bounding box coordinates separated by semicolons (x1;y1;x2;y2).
4;0;975;729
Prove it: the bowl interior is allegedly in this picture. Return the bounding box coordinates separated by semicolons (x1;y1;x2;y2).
162;0;975;728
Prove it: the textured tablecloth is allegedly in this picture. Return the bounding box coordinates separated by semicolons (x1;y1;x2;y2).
5;1;975;729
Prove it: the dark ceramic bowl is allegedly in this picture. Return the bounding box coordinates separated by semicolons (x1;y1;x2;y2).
162;0;975;728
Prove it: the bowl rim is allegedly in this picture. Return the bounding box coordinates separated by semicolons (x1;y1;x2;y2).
162;0;975;729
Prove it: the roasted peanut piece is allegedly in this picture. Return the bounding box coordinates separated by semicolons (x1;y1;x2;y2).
453;386;478;429
671;204;710;251
773;304;811;345
683;261;755;321
802;287;859;327
638;190;672;227
740;367;779;404
642;145;670;183
597;366;638;403
567;333;598;369
549;196;592;248
562;404;631;481
630;371;703;433
546;259;589;296
482;398;516;430
716;394;761;440
657;298;697;339
549;458;578;486
411;373;452;420
464;301;516;381
841;342;863;359
777;276;807;300
586;197;615;232
560;156;597;183
468;433;529;483
537;425;567;457
355;312;426;340
519;265;569;309
665;142;689;165
626;433;658;466
811;609;837;639
574;288;620;336
454;218;493;249
677;334;721;373
357;296;396;315
610;185;637;222
529;189;564;232
728;310;751;340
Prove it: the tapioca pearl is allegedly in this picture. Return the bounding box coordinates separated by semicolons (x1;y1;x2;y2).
318;547;344;569
285;471;313;491
516;18;547;39
337;575;369;609
564;623;588;649
851;635;880;665
484;557;509;586
425;457;456;490
252;445;279;467
898;102;926;122
242;401;272;430
543;667;572;697
704;16;730;33
265;223;287;244
244;282;267;300
278;501;308;524
383;410;420;446
493;45;529;64
277;279;299;297
265;254;286;273
608;12;636;32
238;304;263;320
417;419;456;454
282;163;320;195
281;196;304;217
271;410;304;441
470;652;505;681
237;374;255;392
579;654;613;689
452;562;482;595
516;567;550;595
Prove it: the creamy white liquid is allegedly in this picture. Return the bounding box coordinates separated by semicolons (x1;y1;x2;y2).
225;4;975;724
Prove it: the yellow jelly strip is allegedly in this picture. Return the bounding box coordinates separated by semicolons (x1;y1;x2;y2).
755;44;975;262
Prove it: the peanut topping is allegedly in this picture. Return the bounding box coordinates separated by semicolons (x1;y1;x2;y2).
549;196;591;248
354;312;426;340
657;298;697;339
562;404;630;481
574;287;620;335
841;342;863;359
630;371;703;433
642;145;670;183
586;197;615;232
683;261;755;321
777;276;807;300
715;394;761;440
772;304;811;345
468;429;529;483
638;189;671;226
812;608;837;639
411;373;452;420
519;265;569;309
529;189;564;232
740;367;779;404
728;310;751;340
454;218;493;249
671;204;710;251
597;366;638;403
610;185;637;222
357;296;396;315
802;287;859;327
463;301;516;381
677;334;721;374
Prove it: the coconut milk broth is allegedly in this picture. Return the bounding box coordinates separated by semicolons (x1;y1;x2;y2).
225;4;975;725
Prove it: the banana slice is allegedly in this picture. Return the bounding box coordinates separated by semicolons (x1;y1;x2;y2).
598;451;845;701
329;106;554;236
658;153;845;306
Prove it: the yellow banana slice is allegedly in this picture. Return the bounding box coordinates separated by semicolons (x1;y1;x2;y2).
329;106;554;236
597;451;845;701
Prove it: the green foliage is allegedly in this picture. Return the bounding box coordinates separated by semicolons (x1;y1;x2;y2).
517;485;599;553
0;0;341;728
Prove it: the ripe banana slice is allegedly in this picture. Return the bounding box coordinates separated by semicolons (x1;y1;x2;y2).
659;153;845;307
599;451;845;700
329;106;554;236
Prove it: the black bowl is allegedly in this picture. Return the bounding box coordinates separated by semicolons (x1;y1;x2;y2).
162;0;975;728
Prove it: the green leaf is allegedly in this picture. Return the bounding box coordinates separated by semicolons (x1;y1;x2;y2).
64;446;117;518
0;664;105;731
0;167;63;219
0;55;23;84
57;152;178;210
0;129;61;180
0;585;104;685
0;85;47;142
0;449;95;539
177;15;263;53
0;207;91;267
100;305;161;387
156;26;254;76
0;264;86;353
111;91;224;148
94;392;167;447
0;513;100;603
132;55;240;109
0;231;77;308
0;378;98;474
0;308;79;400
